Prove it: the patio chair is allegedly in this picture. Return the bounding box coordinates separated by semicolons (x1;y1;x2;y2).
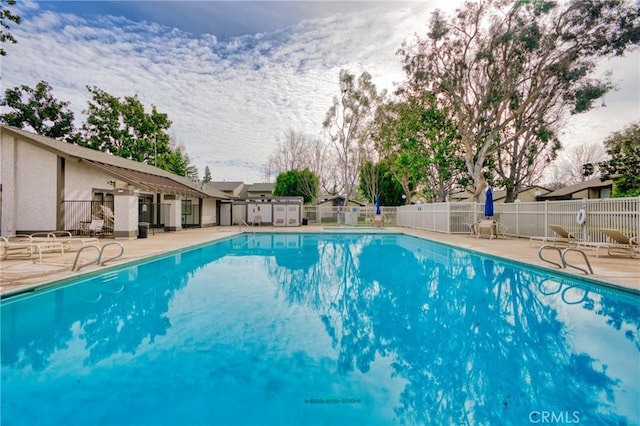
529;224;580;247
578;228;639;258
30;231;99;251
99;205;115;234
1;235;32;260
88;219;105;237
477;220;498;239
1;236;65;261
372;215;385;227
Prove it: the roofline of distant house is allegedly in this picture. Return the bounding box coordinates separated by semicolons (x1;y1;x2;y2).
538;177;613;199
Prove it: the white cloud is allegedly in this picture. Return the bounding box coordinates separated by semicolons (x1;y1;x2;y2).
3;3;435;181
2;1;638;184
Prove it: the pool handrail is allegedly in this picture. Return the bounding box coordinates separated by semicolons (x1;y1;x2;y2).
238;219;256;234
72;242;125;271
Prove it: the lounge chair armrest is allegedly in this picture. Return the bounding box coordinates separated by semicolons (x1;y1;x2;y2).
29;232;51;239
48;231;73;239
630;236;639;245
8;234;34;242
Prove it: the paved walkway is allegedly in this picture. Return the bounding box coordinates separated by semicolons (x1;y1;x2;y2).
1;226;638;298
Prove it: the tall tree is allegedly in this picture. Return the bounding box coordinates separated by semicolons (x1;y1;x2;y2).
273;169;319;204
493;127;562;202
160;138;199;179
266;129;334;197
399;0;640;199
202;166;212;183
598;123;640;197
376;95;462;203
359;160;380;205
323;69;384;208
0;0;20;56
358;160;405;206
267;128;311;176
1;81;76;140
80;86;173;164
306;136;334;198
79;86;196;177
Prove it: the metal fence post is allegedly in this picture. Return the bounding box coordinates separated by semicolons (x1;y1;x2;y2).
544;200;549;238
516;201;520;238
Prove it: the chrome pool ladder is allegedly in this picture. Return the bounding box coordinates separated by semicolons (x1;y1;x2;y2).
538;245;593;275
72;241;125;271
238;219;256;234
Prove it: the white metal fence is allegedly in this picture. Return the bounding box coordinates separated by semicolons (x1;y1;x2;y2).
397;197;640;243
302;206;398;226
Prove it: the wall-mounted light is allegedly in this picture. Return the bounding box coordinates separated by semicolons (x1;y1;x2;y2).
107;180;116;186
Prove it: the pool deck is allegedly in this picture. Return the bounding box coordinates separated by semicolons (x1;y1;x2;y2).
1;226;638;298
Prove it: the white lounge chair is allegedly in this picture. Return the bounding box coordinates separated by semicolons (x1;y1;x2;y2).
578;228;639;258
30;231;99;251
0;236;65;261
529;224;580;247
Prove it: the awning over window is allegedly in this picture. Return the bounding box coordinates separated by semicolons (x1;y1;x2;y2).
87;161;204;197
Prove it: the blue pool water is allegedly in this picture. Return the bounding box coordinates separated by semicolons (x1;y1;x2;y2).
1;233;639;425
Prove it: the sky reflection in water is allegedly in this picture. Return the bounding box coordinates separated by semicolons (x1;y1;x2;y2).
1;233;638;425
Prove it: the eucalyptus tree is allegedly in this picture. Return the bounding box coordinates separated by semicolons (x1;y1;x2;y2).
323;69;384;207
1;81;76;140
493;128;562;202
0;0;20;56
399;0;640;199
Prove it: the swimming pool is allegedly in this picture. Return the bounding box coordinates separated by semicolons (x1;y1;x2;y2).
1;233;638;425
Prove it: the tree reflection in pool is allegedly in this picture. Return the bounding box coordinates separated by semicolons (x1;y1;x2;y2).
1;233;638;425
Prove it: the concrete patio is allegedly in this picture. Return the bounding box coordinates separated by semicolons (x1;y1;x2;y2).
1;226;638;298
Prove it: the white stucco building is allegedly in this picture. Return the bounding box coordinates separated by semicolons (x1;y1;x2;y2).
0;125;229;239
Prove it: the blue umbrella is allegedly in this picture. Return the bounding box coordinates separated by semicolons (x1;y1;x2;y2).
375;197;381;215
484;186;494;218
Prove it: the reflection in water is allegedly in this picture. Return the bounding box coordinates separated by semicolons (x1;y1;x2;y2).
1;243;227;371
1;233;638;425
266;234;638;425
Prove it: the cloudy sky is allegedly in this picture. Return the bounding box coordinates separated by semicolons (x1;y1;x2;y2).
2;1;638;183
